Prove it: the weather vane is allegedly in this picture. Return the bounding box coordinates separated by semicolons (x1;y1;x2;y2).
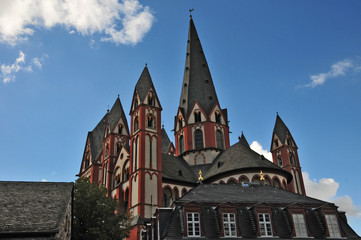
189;9;194;17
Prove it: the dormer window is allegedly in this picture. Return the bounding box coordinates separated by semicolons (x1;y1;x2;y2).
215;112;221;123
194;111;201;123
187;212;201;237
258;213;273;237
223;213;237;237
325;214;341;238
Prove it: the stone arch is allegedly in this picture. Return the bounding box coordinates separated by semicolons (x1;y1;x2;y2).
162;186;172;207
227;178;238;184
238;175;249;183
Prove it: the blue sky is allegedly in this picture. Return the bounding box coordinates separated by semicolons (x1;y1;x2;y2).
0;0;360;234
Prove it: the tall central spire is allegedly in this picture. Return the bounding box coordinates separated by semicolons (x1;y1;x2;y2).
179;16;219;118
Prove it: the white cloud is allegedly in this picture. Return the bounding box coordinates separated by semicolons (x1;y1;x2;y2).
303;172;361;218
41;179;48;182
0;0;154;46
250;141;272;161
32;57;42;68
249;141;361;218
304;59;357;88
1;51;46;83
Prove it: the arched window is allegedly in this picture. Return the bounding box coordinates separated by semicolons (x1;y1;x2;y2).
215;112;221;123
124;189;129;209
179;135;184;154
274;140;279;148
239;176;249;183
182;188;187;196
264;177;271;185
148;94;154;106
122;161;130;182
194;130;203;149
227;179;237;184
113;168;121;189
147;114;155;129
174;188;179;200
85;153;90;168
134;99;138;108
273;178;281;188
118;124;123;134
178;118;183;129
134;116;139;131
105;143;109;157
216;130;224;150
162;188;172;207
116;142;121;155
103;164;107;187
194;111;201;123
277;156;283;166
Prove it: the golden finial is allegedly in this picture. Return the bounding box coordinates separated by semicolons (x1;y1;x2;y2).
260;171;265;181
198;170;203;181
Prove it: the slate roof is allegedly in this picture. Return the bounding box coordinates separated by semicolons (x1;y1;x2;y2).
203;137;292;182
162;154;197;183
178;16;219;118
0;182;73;237
158;184;360;240
273;115;290;145
135;66;154;103
161;128;172;154
88;97;128;161
177;184;327;205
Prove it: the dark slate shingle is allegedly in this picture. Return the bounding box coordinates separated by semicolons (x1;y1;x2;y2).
0;182;73;235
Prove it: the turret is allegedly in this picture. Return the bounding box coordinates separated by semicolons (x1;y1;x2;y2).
270;114;306;195
129;66;163;219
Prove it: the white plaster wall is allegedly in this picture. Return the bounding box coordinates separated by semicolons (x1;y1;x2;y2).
182;149;220;165
152;137;157;169
145;173;158;218
131;177;138;207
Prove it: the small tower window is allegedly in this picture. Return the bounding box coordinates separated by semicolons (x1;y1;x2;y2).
124;189;129;209
287;138;292;146
134;116;139;131
148;94;154;106
105;143;109;157
179;135;184;154
178;170;183;176
134;99;138;108
118;124;123;134
116;143;121;155
277;156;283;166
147;114;156;129
194;129;203;149
178;118;183;129
274;140;279;148
194;111;201;123
216;130;224;150
215;112;221;123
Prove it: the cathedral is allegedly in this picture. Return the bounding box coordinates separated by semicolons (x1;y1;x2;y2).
78;16;359;239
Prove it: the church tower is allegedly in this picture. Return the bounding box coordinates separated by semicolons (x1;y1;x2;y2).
174;16;230;165
100;97;130;195
270;115;306;195
129;66;163;219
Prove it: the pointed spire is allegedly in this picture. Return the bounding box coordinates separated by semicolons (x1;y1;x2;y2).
179;17;219;118
239;132;250;148
135;66;154;103
273;114;290;145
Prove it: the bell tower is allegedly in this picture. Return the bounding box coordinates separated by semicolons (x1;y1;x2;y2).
270;114;306;195
174;16;230;165
129;66;163;219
